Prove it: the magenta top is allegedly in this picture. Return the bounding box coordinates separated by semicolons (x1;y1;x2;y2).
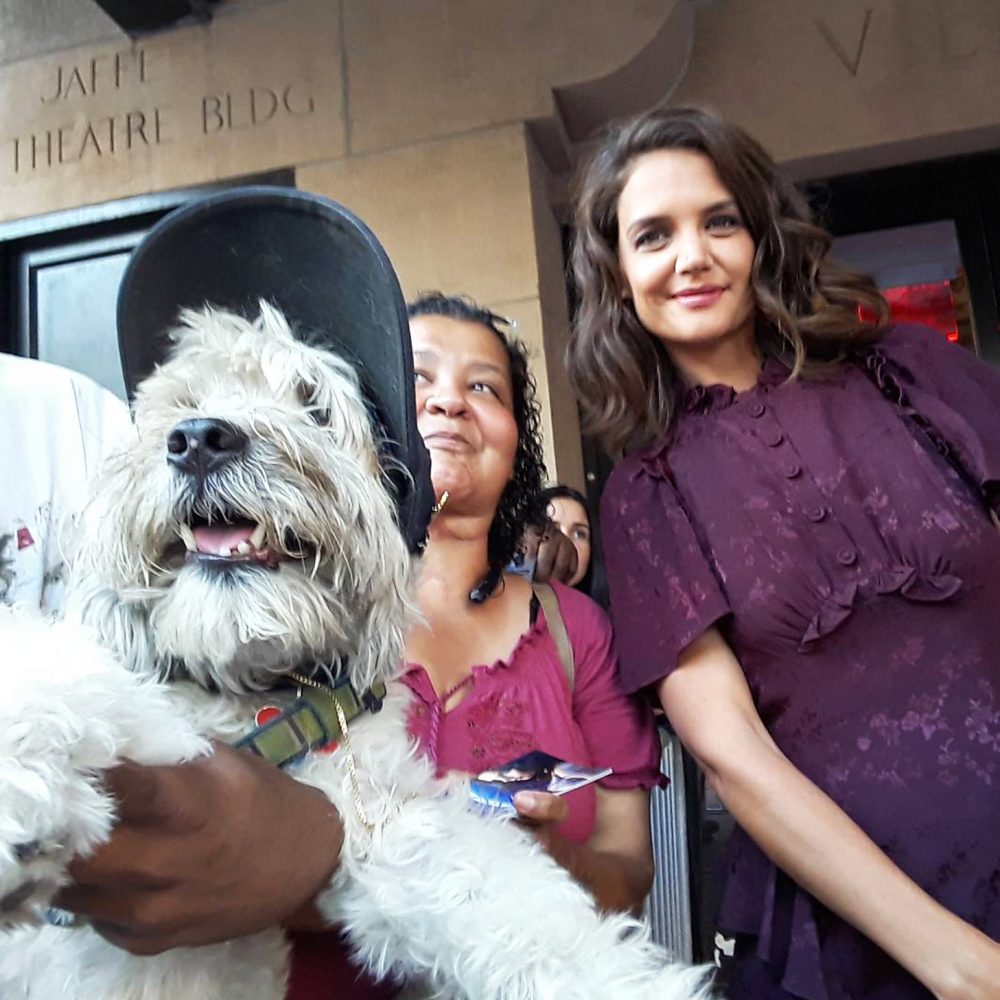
288;580;663;999
602;325;1000;1000
402;579;665;845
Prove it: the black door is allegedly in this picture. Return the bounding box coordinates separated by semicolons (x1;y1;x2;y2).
13;226;151;399
0;172;294;399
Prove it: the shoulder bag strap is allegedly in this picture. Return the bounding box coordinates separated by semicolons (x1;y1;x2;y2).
532;581;575;691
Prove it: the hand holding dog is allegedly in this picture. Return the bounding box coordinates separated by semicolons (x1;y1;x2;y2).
54;745;344;955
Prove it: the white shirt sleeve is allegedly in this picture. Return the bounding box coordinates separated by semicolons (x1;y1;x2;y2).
0;355;133;615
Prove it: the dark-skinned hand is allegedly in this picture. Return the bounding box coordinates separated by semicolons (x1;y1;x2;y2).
524;522;578;586
512;790;569;855
53;743;344;955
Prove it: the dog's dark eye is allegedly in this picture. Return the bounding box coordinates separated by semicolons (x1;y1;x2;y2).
296;381;330;426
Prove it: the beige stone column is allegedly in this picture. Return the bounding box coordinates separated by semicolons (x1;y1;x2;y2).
298;124;584;488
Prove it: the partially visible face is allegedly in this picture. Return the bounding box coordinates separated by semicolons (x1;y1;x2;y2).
616;149;756;367
547;496;591;588
410;314;518;518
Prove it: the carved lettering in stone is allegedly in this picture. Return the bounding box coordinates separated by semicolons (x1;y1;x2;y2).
815;9;874;77
40;49;147;104
11;107;168;173
0;0;344;221
201;83;316;135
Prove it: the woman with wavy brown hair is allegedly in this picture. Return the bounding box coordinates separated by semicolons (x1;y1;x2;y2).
569;106;1000;999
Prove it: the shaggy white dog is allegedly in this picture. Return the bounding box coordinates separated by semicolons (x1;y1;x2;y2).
0;305;712;1000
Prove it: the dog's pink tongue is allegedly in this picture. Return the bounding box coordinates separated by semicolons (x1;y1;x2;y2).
192;524;254;555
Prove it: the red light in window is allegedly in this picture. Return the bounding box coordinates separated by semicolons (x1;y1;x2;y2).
882;280;959;343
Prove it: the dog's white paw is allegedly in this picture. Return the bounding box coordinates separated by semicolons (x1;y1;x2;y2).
0;608;208;927
0;750;116;927
0;834;97;929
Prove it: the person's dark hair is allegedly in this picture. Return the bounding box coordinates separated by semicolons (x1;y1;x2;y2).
537;484;609;607
407;292;548;600
569;105;889;454
538;484;591;513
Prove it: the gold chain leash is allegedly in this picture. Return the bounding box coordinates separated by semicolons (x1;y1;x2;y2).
289;670;376;835
289;670;418;838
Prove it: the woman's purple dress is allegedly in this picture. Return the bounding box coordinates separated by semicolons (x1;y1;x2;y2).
602;325;1000;999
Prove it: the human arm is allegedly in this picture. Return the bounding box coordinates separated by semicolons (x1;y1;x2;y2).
53;743;344;955
661;627;1000;1000
512;585;659;915
513;784;653;915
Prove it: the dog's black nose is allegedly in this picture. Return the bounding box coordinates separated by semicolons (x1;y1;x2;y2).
166;418;248;476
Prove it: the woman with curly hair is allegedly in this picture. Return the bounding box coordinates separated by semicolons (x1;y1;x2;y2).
569;107;1000;998
402;292;662;899
290;293;665;999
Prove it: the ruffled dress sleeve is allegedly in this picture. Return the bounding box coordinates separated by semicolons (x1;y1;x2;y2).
600;453;731;695
862;324;1000;511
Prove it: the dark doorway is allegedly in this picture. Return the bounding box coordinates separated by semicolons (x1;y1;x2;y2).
0;171;294;399
13;225;150;398
808;149;1000;367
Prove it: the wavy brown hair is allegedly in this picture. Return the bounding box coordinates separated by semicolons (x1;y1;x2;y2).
569;106;888;454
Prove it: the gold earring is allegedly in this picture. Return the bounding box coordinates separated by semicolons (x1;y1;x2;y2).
431;490;450;517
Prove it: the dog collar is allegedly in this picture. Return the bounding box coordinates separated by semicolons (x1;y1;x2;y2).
235;673;386;769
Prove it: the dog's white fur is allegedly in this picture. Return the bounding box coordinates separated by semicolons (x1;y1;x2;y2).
0;305;712;1000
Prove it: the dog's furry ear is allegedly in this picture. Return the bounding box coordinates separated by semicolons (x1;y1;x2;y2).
332;476;416;692
61;445;165;679
348;571;414;693
63;577;159;679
